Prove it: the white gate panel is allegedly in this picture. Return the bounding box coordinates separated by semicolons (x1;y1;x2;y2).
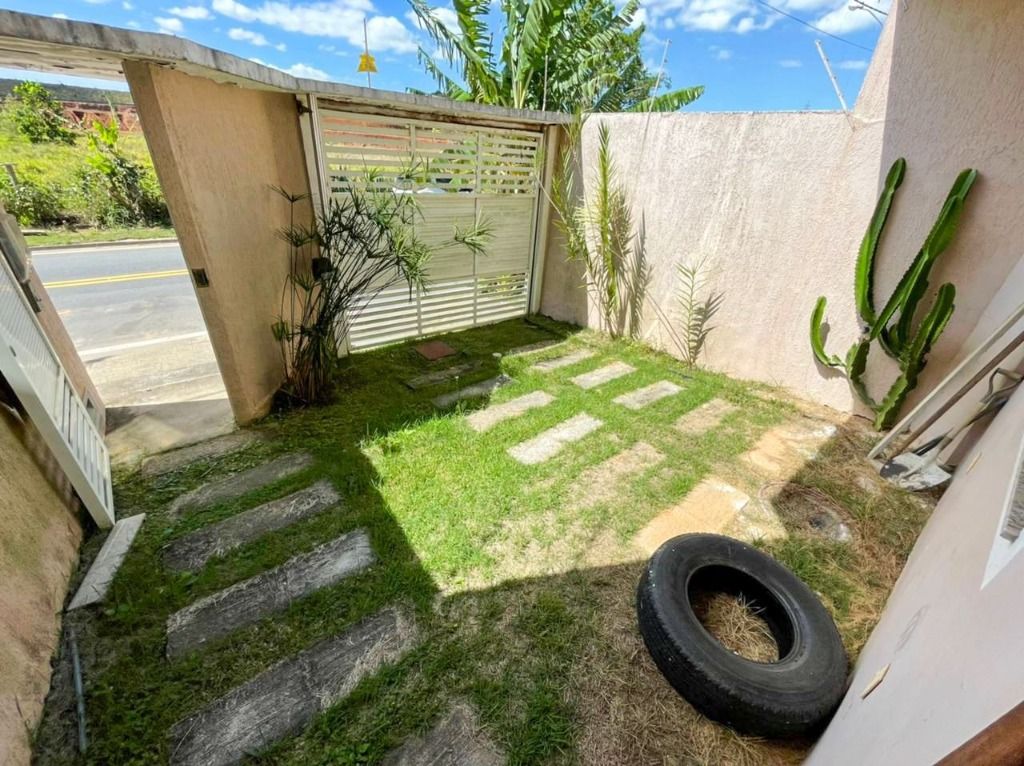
315;107;542;350
0;254;114;528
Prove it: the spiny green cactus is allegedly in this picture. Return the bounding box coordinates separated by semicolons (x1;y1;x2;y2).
810;159;977;430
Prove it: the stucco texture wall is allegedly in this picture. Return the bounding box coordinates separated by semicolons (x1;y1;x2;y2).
0;403;82;766
542;0;1024;419
124;62;314;425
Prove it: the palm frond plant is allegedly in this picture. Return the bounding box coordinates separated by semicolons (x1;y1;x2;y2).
675;255;724;366
408;0;703;113
273;178;492;405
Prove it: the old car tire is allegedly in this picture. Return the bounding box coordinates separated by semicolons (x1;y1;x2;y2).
636;533;848;738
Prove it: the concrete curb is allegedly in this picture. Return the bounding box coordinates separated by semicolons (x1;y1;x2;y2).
29;237;179;253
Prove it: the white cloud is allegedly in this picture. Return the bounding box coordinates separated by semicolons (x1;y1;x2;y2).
837;59;868;70
778;58;803;67
814;0;890;35
405;5;460;34
122;0;134;8
283;62;331;79
155;16;185;33
168;5;212;19
52;12;69;18
212;0;419;53
710;46;732;60
82;0;111;4
126;20;142;27
228;26;287;50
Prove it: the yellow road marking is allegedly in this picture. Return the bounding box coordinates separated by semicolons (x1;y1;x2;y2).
43;268;189;289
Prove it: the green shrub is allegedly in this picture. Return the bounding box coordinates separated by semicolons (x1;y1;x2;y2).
86;118;169;226
0;174;66;227
8;82;76;145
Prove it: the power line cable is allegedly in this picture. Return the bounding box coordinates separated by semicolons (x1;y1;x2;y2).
754;0;874;52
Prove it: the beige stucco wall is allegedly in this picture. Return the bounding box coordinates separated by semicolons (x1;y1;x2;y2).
0;403;82;766
541;0;1024;418
124;62;314;425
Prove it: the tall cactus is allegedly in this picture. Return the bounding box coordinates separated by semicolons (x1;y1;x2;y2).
810;159;977;430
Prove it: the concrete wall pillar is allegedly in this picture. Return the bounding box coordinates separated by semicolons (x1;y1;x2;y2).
123;62;314;424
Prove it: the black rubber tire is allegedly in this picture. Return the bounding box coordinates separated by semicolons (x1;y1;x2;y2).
636;533;848;738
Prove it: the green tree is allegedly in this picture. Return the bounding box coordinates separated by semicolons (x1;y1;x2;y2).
408;0;703;113
8;82;76;144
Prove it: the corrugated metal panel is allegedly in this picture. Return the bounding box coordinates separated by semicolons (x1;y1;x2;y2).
317;107;541;350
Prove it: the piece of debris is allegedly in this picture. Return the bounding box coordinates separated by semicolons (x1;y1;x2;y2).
860;663;890;699
68;514;146;610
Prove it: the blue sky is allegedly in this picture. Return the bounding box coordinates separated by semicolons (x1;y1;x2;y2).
0;0;889;111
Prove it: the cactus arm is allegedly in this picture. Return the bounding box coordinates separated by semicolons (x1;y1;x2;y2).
810;296;844;368
874;283;956;430
856;158;906;326
844;338;877;410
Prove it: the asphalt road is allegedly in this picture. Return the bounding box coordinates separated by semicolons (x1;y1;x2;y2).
32;241;226;407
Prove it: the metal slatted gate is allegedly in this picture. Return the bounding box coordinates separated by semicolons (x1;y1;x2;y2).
313;106;542;350
0;254;114;528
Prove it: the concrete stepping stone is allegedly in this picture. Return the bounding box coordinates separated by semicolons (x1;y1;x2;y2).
404;362;481;390
741;420;838;478
508;413;603;465
433;375;512;408
163;481;341;572
613;380;682;410
141;431;261;478
68;514;146;610
168;606;417;766
568;442;664;510
675;398;738;436
528;349;595;372
570;361;636;390
168;452;314;518
466;390;555;433
382;703;504;766
633;478;785;555
506;339;561;357
166;529;374;658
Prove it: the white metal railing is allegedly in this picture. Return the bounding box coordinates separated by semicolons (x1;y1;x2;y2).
0;254;114;528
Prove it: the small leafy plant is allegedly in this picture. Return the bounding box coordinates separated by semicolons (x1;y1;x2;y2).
810;158;978;430
676;255;724;366
86;115;169;226
7;82;75;145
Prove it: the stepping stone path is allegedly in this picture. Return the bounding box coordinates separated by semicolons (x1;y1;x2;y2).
528;349;595;372
404;362;481;390
382;703;504;766
675;398;738;435
508;413;603;465
466;391;555;433
141;431;261;478
506;339;561;357
168;452;313;518
166;529;374;658
613;380;682;410
742;419;837;478
569;442;664;510
571;361;636;390
169;606;418;766
163;480;341;572
433;375;512;408
633;478;785;554
68;514;146;610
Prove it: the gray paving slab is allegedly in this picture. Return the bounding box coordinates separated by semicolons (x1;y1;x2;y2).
404;362;481;390
168;452;314;518
612;380;682;410
168;606;418;766
141;431;261;478
433;375;513;408
570;361;636;390
382;703;504;766
466;391;555;433
675;398;739;435
166;529;374;658
528;349;595;372
507;413;603;465
163;481;341;572
505;339;561;357
68;514;146;610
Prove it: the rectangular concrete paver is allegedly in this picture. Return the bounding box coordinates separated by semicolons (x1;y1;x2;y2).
613;380;682;410
168;452;314;518
169;607;418;766
166;529;374;658
163;481;342;572
141;431;261;478
528;349;595;372
508;413;603;465
433;375;512;408
404;362;480;390
382;704;504;766
675;398;738;435
506;339;562;357
466;391;555;433
571;361;636;390
68;514;146;610
569;442;664;510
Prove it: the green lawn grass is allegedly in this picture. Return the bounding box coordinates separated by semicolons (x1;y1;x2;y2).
25;225;176;248
35;318;932;765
